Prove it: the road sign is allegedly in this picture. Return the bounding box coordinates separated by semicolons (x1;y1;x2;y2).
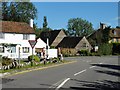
28;40;37;49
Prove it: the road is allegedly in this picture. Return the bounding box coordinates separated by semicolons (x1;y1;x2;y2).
1;56;120;90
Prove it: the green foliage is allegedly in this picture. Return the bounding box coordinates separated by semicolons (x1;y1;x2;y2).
67;17;94;37
98;43;113;55
28;55;40;62
101;26;111;43
2;57;13;66
112;43;120;55
43;16;48;31
2;2;37;24
79;50;89;56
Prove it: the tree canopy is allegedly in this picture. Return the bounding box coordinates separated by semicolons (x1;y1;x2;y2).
67;18;94;37
2;2;37;24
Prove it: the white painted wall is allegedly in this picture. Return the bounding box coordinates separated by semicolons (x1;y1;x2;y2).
0;33;36;59
35;38;46;48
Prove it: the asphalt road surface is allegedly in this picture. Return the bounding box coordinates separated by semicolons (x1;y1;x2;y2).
1;56;120;90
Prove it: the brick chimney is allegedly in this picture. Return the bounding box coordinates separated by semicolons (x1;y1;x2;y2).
100;22;106;29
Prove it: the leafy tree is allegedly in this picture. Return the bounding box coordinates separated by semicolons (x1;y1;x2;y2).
67;18;94;37
2;2;37;24
101;26;111;43
43;16;48;31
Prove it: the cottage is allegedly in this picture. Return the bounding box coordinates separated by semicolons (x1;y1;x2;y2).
39;30;67;47
0;20;46;59
56;36;92;53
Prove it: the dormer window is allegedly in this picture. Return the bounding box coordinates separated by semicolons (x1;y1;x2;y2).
112;30;116;35
23;34;30;40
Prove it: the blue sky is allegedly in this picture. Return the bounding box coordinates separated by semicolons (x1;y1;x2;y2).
33;2;119;30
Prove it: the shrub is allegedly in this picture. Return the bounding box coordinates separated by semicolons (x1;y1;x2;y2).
98;43;113;55
28;55;40;62
112;43;120;55
79;50;89;56
2;57;13;66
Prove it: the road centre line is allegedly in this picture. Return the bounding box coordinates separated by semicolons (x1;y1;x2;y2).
74;69;86;76
49;78;65;88
55;78;70;90
99;63;103;64
89;66;96;69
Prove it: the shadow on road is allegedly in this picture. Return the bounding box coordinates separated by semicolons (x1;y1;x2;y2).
91;64;120;70
95;70;120;77
70;79;120;90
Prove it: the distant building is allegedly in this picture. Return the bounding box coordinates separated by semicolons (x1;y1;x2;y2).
109;28;120;43
56;36;92;52
39;30;67;47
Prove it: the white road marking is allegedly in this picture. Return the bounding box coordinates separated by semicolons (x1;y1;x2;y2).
49;78;65;88
89;66;96;69
55;78;70;90
99;63;103;64
74;69;86;76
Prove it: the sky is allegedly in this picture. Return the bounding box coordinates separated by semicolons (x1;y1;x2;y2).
32;1;119;30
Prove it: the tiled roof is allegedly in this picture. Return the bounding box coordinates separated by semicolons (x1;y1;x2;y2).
40;30;62;45
1;21;35;34
56;37;83;48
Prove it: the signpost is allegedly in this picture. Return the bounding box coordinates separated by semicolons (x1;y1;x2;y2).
28;40;37;66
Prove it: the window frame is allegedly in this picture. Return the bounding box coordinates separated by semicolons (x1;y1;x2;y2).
22;47;30;53
23;34;30;40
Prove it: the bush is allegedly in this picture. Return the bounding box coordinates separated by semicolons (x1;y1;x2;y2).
28;55;40;62
112;43;120;55
79;50;89;56
2;57;13;66
98;43;113;55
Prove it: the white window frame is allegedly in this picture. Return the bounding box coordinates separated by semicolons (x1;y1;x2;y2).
23;34;30;40
22;47;30;53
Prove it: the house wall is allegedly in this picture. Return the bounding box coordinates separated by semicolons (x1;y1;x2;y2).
51;30;66;47
76;37;92;52
109;38;120;43
0;33;36;59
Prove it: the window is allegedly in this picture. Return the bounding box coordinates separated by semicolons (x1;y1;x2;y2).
22;47;29;53
0;33;5;39
0;47;4;53
82;43;86;47
10;46;16;53
23;34;29;40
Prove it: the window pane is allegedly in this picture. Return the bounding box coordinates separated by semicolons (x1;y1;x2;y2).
10;46;16;53
23;34;29;40
22;47;29;53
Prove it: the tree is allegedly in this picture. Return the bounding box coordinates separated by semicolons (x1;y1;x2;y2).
101;26;111;43
2;2;37;24
67;18;94;37
43;16;48;31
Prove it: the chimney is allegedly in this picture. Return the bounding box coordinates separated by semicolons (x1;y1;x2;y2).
30;19;33;28
100;22;106;29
